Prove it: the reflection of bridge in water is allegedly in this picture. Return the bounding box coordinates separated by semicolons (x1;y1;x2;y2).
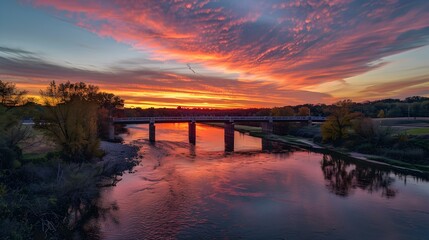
109;116;326;152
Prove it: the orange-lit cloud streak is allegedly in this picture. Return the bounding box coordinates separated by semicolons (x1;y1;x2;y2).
28;0;429;85
2;0;429;107
0;47;332;107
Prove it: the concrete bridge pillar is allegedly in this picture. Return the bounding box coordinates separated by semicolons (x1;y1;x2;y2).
188;121;196;145
308;116;313;126
224;122;235;152
262;138;273;152
261;121;274;134
108;121;115;141
149;122;156;143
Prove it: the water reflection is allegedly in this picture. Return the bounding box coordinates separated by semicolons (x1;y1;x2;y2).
76;201;120;240
81;124;429;239
321;154;397;198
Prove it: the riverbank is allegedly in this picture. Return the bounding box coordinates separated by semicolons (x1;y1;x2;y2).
204;123;429;175
100;141;140;164
98;141;140;183
0;139;140;239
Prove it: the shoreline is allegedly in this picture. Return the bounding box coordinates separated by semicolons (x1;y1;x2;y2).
100;140;140;163
203;123;429;176
98;141;141;180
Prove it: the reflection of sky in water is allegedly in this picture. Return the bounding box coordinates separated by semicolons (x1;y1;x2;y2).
121;123;262;152
94;124;429;239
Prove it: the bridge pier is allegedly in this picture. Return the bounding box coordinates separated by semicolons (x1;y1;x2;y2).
149;122;156;143
261;122;273;134
224;122;235;152
188;121;196;145
108;121;115;141
262;138;273;152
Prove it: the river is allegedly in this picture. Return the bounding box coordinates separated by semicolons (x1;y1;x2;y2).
84;123;429;240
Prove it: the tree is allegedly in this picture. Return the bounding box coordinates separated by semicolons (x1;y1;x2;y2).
271;106;295;116
40;81;124;109
297;106;310;116
352;117;376;140
0;106;34;169
0;80;28;107
40;81;124;139
39;81;103;162
377;109;385;118
321;100;361;142
422;101;429;117
0;83;31;169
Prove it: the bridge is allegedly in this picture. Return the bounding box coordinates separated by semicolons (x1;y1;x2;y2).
109;116;326;151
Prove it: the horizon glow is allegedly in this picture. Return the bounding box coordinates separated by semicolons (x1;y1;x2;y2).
1;0;429;108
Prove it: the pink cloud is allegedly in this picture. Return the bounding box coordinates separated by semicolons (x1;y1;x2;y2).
26;0;429;88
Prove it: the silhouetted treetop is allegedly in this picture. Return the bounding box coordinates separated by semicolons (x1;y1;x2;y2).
0;80;27;107
40;81;124;109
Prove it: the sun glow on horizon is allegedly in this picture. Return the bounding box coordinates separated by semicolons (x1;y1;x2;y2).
1;0;429;108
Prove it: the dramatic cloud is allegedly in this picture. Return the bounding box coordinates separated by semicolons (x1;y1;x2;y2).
2;1;428;107
0;47;332;108
28;0;429;87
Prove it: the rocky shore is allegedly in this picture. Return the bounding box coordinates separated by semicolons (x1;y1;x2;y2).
100;141;139;162
99;141;140;178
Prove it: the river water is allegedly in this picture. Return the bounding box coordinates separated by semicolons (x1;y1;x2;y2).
85;123;429;240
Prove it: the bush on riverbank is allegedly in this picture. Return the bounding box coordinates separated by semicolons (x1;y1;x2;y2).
0;81;137;239
0;152;138;239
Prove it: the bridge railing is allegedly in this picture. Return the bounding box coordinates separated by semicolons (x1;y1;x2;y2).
112;116;326;123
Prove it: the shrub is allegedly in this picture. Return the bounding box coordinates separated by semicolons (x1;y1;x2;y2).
355;143;376;154
382;148;427;164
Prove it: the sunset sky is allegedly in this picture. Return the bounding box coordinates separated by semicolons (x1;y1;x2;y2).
1;0;429;108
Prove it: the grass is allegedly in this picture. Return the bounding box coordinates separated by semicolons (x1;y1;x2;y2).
405;128;429;135
367;156;429;173
19;128;58;155
204;122;429;174
205;123;316;148
373;118;429;126
204;122;262;133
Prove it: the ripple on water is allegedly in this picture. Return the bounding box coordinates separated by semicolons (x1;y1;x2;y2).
86;124;429;240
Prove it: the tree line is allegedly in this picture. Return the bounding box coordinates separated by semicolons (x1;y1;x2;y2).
124;97;429;118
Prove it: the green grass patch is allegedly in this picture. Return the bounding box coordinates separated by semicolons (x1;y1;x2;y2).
366;156;429;173
234;124;262;133
373;118;429;126
406;128;429;135
204;123;262;133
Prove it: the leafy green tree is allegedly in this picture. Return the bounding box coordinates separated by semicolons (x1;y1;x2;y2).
377;109;385;118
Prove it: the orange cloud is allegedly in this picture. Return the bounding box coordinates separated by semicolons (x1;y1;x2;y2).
3;1;429;107
0;48;333;108
27;0;429;88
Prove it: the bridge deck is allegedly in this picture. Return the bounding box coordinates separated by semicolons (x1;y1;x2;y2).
112;116;326;124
